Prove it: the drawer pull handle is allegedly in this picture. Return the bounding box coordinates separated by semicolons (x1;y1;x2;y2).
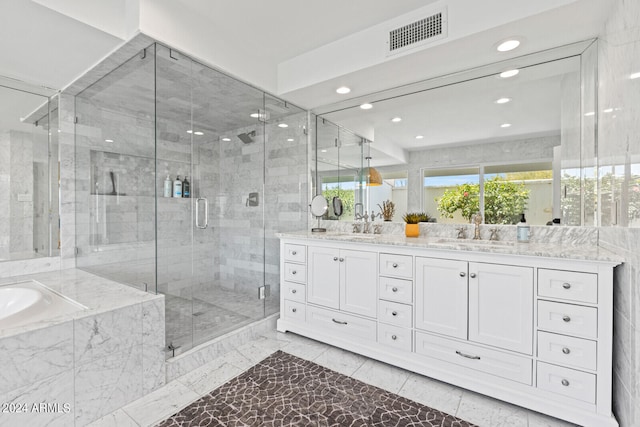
292;251;297;255
292;308;297;313
391;335;397;340
291;270;297;275
339;258;344;262
456;350;481;360
332;318;348;325
459;272;466;277
562;347;571;355
333;257;338;261
562;282;571;289
562;315;571;322
392;287;398;292
561;379;570;387
469;273;477;278
392;263;398;268
391;311;398;316
291;289;297;294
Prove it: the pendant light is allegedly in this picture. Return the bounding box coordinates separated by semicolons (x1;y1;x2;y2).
365;155;382;186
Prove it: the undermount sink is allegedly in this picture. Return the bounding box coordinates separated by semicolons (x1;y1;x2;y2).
433;238;515;247
342;233;378;239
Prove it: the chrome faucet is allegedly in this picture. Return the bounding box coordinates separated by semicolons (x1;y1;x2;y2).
457;227;466;239
472;213;482;240
489;228;499;241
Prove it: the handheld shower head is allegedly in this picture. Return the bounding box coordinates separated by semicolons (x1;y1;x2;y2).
237;130;256;144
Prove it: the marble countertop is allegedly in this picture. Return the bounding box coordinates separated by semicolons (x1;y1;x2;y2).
278;231;624;263
0;268;162;338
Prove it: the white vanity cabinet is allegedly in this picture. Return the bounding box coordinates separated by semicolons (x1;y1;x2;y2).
277;235;621;427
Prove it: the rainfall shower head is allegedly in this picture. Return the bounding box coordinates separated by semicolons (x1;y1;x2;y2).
237;130;256;144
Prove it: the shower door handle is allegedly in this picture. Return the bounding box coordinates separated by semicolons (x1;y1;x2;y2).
196;197;208;229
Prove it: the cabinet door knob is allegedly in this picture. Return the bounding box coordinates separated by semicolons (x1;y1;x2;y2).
562;315;571;322
339;257;344;262
391;335;397;340
562;347;571;354
392;287;398;292
561;379;570;387
292;308;297;313
391;311;398;316
291;289;297;294
459;272;466;277
392;263;399;268
333;257;338;261
562;282;571;289
469;273;477;278
292;251;297;255
291;270;297;275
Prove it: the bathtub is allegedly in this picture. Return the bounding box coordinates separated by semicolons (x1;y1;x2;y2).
0;280;87;330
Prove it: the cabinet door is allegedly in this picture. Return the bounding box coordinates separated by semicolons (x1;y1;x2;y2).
415;257;468;339
307;246;340;309
340;249;377;317
468;263;533;354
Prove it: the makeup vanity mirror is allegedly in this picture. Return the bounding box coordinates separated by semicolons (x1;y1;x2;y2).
313;40;600;227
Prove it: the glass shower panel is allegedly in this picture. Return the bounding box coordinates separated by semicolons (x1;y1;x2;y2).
74;47;156;290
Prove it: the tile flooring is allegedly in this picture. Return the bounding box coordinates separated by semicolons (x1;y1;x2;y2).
89;331;578;427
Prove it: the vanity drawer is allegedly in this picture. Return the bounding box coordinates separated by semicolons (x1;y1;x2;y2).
378;323;412;352
415;331;532;385
284;244;306;263
537;331;597;371
538;269;597;304
283;300;306;322
306;305;376;343
284;262;306;284
282;281;306;303
378;300;412;328
379;276;413;304
536;362;596;404
380;253;413;279
538;300;598;339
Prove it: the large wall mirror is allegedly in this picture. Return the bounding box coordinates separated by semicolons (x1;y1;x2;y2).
0;77;59;261
315;40;598;227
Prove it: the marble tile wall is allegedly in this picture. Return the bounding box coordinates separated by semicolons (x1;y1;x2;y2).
406;135;560;212
597;1;640;425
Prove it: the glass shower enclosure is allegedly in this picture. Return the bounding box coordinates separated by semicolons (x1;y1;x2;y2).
74;43;308;356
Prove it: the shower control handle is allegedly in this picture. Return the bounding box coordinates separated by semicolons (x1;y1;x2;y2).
195;198;209;229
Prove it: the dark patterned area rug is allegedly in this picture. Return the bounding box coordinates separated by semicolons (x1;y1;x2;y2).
156;350;476;426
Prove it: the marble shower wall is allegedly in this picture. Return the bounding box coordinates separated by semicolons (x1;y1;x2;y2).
597;1;640;426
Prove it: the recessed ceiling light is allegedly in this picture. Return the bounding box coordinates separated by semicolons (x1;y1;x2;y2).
500;69;519;78
495;97;511;104
360;103;373;110
194;131;204;136
186;130;193;134
336;86;351;94
105;139;113;143
391;117;402;123
500;123;512;128
603;108;614;113
415;135;424;139
630;72;640;79
321;149;327;153
497;39;521;52
278;123;288;128
584;112;595;117
250;113;260;118
222;137;231;141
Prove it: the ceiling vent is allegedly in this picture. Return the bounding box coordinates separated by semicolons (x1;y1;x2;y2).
386;8;447;56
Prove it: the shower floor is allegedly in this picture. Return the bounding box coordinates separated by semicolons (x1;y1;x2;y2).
164;284;278;353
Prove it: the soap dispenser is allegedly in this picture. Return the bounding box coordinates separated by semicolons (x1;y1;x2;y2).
173;175;182;198
182;176;190;198
163;175;172;198
516;213;530;243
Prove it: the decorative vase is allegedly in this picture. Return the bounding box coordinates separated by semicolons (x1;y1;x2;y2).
405;223;419;237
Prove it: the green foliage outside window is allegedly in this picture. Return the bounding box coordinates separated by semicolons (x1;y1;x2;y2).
436;176;530;224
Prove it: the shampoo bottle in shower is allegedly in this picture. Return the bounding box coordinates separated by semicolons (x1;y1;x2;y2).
182;176;190;198
173;175;182;198
163;175;172;198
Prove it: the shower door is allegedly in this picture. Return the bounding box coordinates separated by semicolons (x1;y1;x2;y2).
155;45;266;355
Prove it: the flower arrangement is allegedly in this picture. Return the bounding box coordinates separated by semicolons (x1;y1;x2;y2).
378;200;395;221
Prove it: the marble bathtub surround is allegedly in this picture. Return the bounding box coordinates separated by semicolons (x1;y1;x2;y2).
155;350;477;427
